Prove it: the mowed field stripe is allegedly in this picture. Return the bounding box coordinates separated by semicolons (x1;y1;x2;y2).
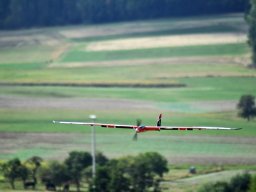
86;33;246;51
61;43;249;62
50;55;249;68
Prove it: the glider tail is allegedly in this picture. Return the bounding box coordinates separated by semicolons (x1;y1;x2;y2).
157;114;162;127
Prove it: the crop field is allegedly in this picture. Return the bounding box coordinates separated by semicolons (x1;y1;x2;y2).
0;13;256;191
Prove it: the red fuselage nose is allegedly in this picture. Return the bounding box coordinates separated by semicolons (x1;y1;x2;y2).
136;126;160;133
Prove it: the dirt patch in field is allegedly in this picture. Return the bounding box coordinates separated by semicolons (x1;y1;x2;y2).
86;33;246;51
0;34;61;47
0;95;238;112
0;29;66;48
0;95;238;113
0;95;156;111
190;100;238;112
49;55;251;68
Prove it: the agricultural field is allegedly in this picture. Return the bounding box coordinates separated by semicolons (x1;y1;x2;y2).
0;13;256;191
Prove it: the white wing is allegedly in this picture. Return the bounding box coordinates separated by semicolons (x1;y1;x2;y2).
53;121;136;129
160;126;241;130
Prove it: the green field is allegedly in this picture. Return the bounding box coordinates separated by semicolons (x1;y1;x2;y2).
61;43;248;62
0;13;256;191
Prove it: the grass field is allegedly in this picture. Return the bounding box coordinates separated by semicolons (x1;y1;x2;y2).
0;13;256;191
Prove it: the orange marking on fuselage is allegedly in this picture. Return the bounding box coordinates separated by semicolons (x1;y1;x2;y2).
138;126;160;133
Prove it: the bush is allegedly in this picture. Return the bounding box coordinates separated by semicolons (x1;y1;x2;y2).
229;173;251;192
198;181;230;192
198;173;251;192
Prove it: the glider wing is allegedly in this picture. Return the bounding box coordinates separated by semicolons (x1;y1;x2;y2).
160;126;241;131
53;121;136;129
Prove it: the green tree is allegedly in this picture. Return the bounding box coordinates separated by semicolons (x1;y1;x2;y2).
128;152;168;192
198;182;230;192
0;0;10;27
237;95;256;121
96;152;109;166
91;152;168;192
5;0;25;28
198;173;251;192
229;173;251;192
250;174;256;192
63;0;82;24
247;0;256;67
0;0;250;29
26;156;43;184
108;158;131;192
82;152;109;187
89;166;111;192
138;152;169;177
19;165;30;189
2;158;29;189
40;161;71;190
64;151;92;192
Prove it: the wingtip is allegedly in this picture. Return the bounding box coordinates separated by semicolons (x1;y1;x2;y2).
230;127;242;130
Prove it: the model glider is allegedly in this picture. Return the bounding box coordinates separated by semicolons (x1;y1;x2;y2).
53;114;241;140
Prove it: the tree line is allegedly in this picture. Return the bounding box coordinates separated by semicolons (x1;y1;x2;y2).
0;0;249;29
0;151;168;192
247;0;256;67
1;151;256;192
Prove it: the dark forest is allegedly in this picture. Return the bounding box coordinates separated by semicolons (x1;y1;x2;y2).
0;0;250;29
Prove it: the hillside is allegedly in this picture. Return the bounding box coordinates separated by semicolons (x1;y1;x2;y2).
0;13;255;166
